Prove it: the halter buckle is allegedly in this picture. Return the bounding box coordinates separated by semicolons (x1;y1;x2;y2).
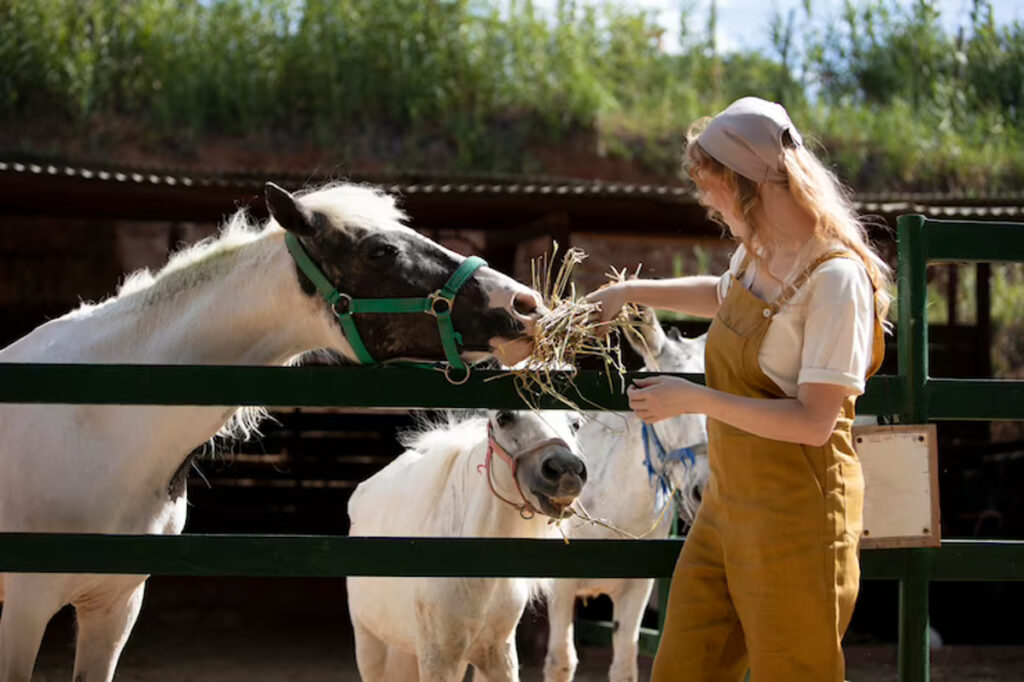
443;363;471;385
428;291;454;317
331;293;354;317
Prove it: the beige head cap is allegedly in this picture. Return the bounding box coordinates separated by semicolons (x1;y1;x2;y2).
697;96;803;184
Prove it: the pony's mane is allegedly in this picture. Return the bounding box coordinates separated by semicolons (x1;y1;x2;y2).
398;411;487;455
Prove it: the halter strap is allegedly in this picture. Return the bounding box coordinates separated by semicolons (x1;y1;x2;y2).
285;232;487;373
479;423;572;520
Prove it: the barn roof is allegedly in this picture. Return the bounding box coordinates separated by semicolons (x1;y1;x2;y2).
2;158;1021;234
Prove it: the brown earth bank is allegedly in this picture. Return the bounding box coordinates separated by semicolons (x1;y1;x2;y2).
0;117;678;185
27;577;1024;681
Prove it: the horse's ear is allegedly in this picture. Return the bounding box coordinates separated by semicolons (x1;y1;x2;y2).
265;182;317;237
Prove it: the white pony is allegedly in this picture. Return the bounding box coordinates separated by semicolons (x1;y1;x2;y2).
544;313;710;682
347;410;587;682
0;182;543;682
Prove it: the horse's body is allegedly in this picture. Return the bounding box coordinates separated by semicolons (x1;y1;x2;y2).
0;183;541;682
544;316;710;682
347;410;587;682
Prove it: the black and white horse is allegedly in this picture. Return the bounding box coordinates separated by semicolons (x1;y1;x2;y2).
0;182;542;682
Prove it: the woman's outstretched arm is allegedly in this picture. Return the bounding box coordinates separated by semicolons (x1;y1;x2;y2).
585;276;721;321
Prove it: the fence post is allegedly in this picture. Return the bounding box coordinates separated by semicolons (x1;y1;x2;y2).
898;550;931;682
896;216;931;682
897;214;929;424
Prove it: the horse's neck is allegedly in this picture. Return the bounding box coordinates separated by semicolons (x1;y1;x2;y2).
81;232;343;366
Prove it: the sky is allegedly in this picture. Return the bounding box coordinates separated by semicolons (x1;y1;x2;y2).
632;0;1024;53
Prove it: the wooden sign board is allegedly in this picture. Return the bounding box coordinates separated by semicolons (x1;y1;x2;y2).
855;424;940;549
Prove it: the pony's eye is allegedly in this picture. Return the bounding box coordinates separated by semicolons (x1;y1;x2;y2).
571;419;582;433
496;411;514;428
370;243;399;259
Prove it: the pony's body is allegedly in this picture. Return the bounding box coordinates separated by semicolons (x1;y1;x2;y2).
348;411;586;682
0;183;540;682
544;319;710;682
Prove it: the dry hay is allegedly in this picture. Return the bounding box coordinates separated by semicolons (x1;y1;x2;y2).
494;242;649;410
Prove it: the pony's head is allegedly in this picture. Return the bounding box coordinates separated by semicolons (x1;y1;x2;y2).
626;308;710;526
266;182;542;367
488;409;586;519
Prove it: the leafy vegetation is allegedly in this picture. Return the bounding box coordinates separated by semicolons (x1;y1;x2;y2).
0;0;1022;190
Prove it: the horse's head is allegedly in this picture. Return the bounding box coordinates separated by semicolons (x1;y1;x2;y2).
488;410;587;519
626;307;710;525
266;182;542;367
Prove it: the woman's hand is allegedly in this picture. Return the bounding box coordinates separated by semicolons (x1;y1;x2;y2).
585;282;632;325
627;375;704;423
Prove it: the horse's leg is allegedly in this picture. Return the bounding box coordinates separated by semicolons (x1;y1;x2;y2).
352;618;389;682
608;579;655;682
0;575;66;682
71;578;146;682
543;581;578;682
469;636;519;682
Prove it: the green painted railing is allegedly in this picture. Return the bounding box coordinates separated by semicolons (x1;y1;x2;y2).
0;215;1022;681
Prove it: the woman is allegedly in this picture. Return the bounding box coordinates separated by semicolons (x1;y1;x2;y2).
587;97;889;681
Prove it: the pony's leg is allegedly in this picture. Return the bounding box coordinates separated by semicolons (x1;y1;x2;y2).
542;582;578;682
352;619;389;682
71;578;146;682
383;645;420;682
469;637;519;682
608;579;656;682
0;575;66;682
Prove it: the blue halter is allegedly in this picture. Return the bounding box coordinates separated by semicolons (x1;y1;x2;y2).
641;421;698;505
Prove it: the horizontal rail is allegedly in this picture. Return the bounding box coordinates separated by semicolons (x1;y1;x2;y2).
919;219;1024;262
0;364;904;414
1;534;1021;580
925;379;1024;421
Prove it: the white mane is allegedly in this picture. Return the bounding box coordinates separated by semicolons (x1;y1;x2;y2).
94;181;408;310
398;411;487;456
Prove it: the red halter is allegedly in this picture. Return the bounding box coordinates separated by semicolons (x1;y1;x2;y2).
477;422;571;520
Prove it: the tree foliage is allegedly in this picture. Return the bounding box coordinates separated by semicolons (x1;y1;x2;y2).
0;0;1020;190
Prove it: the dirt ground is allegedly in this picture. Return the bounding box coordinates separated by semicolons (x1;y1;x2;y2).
29;577;1024;681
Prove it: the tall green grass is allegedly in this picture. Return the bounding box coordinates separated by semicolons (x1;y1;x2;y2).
0;0;1021;190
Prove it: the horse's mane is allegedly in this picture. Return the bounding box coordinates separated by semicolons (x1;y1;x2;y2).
113;182;408;304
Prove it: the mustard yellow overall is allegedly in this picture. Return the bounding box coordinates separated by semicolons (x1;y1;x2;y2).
651;251;885;682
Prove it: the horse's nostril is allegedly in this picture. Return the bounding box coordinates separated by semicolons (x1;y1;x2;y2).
693;487;703;503
541;458;561;481
513;291;541;316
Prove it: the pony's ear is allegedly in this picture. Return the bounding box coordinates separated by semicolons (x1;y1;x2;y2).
626;306;667;360
265;182;317;237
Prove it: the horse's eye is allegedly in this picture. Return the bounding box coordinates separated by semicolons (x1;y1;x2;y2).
571;419;582;433
370;243;399;259
496;411;514;428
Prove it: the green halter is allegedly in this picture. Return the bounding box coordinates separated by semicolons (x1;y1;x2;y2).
285;232;487;382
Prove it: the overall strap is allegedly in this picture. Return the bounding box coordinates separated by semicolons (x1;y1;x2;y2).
772;249;854;309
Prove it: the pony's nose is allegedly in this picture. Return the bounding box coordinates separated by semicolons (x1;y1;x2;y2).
513;290;543;318
540;449;587;496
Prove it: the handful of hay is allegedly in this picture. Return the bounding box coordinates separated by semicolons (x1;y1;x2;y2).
501;243;646;409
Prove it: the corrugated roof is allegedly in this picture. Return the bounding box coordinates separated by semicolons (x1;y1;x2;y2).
2;157;1022;218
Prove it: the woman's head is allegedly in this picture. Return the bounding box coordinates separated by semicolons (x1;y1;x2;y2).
683;97;892;319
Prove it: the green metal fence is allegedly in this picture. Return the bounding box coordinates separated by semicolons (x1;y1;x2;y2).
0;215;1022;682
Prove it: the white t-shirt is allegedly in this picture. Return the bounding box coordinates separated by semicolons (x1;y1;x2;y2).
716;242;876;397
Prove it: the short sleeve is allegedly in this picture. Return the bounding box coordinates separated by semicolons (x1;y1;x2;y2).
716;245;747;304
797;258;875;395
